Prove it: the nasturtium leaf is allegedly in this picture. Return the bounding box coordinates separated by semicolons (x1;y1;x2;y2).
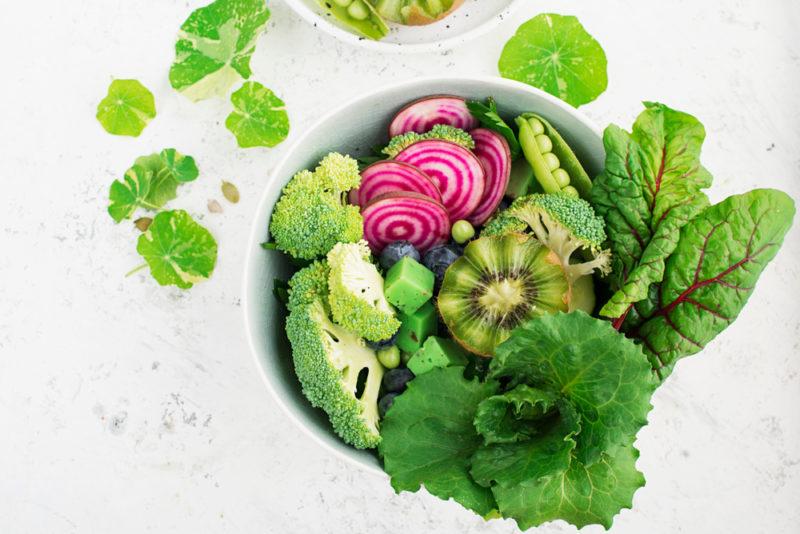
591;103;712;321
498;14;607;107
96;79;156;137
490;312;656;466
492;443;645;530
108;165;153;223
225;81;290;148
466;98;521;159
169;0;270;101
632;189;795;379
134;149;199;208
379;367;499;517
136;210;218;289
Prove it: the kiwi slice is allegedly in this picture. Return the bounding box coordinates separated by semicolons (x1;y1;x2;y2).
437;233;569;356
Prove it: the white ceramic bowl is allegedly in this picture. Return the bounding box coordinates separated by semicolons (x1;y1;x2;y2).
243;76;605;475
284;0;522;53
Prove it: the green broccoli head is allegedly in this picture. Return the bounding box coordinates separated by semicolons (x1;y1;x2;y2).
382;124;475;158
327;241;400;342
270;154;363;260
286;262;384;449
482;193;611;285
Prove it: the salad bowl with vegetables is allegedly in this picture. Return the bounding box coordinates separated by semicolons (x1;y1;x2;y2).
243;76;793;530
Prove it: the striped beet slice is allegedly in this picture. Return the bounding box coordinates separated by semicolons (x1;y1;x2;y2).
388;95;479;137
362;191;450;254
468;128;512;226
356;161;441;207
394;139;485;221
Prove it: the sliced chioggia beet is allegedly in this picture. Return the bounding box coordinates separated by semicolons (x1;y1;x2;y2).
468;128;512;226
356;161;441;207
361;191;450;254
394;139;485;221
388;95;479;137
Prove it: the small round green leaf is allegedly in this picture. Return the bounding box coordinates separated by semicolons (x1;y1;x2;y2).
136;210;217;289
226;81;290;148
499;14;608;107
96;79;156;136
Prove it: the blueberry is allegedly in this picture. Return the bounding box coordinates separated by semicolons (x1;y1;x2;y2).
367;331;397;351
378;393;399;418
380;241;420;271
382;368;415;393
423;244;462;286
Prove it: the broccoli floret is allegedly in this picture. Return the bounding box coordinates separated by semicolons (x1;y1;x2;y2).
382;125;475;158
286;262;384;449
327;241;400;342
270;154;363;260
482;193;611;286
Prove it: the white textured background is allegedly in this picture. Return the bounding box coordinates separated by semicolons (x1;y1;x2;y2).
1;1;799;532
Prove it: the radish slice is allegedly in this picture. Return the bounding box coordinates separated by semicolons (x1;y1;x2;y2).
467;128;512;226
394;139;485;221
388;95;479;137
356;161;441;207
362;191;450;254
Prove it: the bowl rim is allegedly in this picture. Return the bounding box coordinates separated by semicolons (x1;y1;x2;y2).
283;0;524;54
242;75;603;477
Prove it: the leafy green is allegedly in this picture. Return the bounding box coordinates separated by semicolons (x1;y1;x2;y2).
108;165;154;223
96;79;156;137
136;210;218;289
591;103;712;321
380;313;656;529
379;367;499;517
169;0;270;101
226;81;290;148
498;14;607;107
466;98;521;159
629;189;795;379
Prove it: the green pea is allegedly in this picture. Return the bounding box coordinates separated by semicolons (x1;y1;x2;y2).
529;117;545;136
535;134;553;154
451;220;475;244
552;168;571;188
378;345;401;369
543;152;560;171
347;0;369;20
332;0;352;5
562;185;580;198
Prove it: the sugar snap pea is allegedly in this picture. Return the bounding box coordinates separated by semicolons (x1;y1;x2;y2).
515;113;593;198
318;0;389;40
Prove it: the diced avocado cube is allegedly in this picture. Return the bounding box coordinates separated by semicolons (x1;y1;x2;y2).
396;301;438;354
407;336;469;376
384;257;434;315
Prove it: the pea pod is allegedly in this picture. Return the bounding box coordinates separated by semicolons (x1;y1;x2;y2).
515;113;593;198
317;0;389;40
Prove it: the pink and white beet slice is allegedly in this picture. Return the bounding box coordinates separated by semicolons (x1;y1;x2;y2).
354;160;441;207
394;139;485;222
388;95;479;137
467;128;512;225
361;191;450;254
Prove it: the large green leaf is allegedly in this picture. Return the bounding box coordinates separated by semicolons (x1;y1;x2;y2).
169;0;270;101
498;14;607;107
631;189;795;379
492;443;645;530
96;79;156;137
226;81;290;148
591;103;712;320
489;312;656;465
379;367;498;517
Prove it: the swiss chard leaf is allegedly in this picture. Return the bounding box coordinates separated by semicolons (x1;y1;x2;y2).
379;367;498;517
466;98;521;159
169;0;270;101
136;210;218;289
591;103;712;320
630;189;795;379
489;312;656;466
491;442;645;530
498;14;607;107
96;79;156;137
226;81;290;148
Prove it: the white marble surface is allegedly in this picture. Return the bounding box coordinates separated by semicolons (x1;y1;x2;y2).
1;1;799;532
